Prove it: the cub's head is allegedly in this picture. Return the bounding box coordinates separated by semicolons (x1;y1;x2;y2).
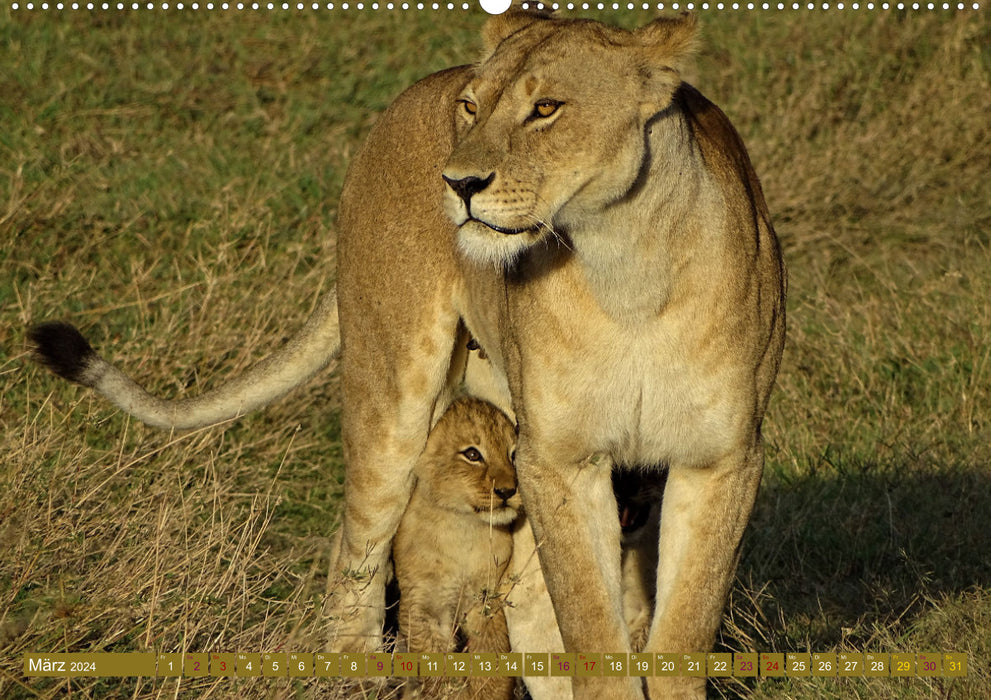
443;10;697;265
415;397;520;526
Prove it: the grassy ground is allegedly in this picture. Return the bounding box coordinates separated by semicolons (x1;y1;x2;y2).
2;6;989;699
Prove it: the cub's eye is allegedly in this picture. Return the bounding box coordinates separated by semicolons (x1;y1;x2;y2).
532;100;561;119
461;447;483;463
459;99;478;116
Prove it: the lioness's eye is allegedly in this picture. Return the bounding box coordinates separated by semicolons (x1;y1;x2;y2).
461;447;483;463
459;99;478;116
533;100;561;119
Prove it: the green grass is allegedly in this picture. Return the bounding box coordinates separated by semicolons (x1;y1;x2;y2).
2;6;989;699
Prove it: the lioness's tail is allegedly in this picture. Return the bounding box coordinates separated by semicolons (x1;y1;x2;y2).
29;291;340;430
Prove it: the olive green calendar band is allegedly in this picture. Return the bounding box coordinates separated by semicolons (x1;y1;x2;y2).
24;651;967;678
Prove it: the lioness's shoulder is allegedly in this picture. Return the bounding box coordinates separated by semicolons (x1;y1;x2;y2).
675;83;770;220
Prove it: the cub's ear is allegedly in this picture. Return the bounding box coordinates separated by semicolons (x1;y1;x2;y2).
634;12;699;118
482;4;555;55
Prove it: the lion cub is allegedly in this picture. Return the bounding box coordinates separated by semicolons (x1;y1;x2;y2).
393;397;519;698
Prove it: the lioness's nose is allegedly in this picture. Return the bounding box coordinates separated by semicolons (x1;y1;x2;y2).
442;172;494;206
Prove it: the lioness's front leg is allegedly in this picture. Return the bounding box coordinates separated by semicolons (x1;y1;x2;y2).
644;447;764;699
517;448;643;700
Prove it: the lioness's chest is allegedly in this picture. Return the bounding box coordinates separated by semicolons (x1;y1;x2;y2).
528;319;745;468
464;264;750;469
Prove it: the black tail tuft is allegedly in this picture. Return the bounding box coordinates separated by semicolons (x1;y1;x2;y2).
28;321;98;385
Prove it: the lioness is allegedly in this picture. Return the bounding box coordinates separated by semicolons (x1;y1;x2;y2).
30;9;784;699
393;396;518;699
337;11;784;699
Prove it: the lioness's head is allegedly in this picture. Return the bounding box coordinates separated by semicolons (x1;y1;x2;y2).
415;397;520;526
443;10;697;265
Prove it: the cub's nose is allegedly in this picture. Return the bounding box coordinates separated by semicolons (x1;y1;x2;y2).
494;486;517;503
442;172;494;206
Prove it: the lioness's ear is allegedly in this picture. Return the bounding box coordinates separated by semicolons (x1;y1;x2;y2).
634;12;699;118
482;4;554;55
635;11;699;68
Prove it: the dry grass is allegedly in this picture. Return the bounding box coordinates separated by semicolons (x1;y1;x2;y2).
1;7;988;700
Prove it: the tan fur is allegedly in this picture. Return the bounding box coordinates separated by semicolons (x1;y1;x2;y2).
34;10;785;700
31;292;339;430
333;11;785;700
502;469;666;700
392;397;518;700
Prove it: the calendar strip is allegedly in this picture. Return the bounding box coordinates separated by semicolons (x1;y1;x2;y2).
24;652;968;678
